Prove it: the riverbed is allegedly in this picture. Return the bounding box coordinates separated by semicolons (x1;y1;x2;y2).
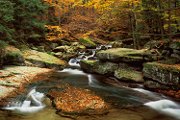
0;46;180;120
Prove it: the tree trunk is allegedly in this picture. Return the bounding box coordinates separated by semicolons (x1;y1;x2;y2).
168;0;172;41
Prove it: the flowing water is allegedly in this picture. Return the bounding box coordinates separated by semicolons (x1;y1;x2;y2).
0;45;180;120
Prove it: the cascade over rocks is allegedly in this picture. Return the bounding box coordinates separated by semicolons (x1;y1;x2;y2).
53;42;86;61
81;47;160;83
80;43;180;98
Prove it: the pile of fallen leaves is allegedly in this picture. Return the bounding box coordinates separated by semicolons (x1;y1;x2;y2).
48;86;109;115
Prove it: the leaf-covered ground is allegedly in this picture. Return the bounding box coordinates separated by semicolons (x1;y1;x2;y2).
48;86;109;115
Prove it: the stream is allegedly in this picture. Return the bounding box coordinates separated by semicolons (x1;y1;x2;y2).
0;45;180;120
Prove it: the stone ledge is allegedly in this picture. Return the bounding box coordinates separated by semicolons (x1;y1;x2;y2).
0;66;54;100
143;62;180;89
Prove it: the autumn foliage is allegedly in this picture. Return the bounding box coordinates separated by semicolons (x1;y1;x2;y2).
48;86;109;114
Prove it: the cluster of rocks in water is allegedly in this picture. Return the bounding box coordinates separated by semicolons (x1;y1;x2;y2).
80;40;180;99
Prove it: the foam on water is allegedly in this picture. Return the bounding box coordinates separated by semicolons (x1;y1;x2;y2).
144;99;180;119
60;68;87;75
68;58;80;67
3;88;45;113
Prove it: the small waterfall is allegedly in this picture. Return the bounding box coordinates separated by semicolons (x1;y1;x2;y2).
3;88;45;113
68;44;112;67
60;68;87;75
144;99;180;119
85;50;96;60
68;58;80;67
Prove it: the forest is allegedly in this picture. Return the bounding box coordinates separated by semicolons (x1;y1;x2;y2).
0;0;179;47
0;0;180;120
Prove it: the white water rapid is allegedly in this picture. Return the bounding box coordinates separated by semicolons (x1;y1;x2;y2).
3;88;45;113
144;99;180;119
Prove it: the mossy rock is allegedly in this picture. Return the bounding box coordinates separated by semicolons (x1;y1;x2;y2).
114;68;144;83
23;50;68;69
80;60;118;75
97;48;150;64
143;62;180;89
79;38;96;48
80;60;97;73
4;46;25;66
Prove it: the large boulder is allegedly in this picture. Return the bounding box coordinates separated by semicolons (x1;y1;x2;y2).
53;45;80;61
114;68;144;83
23;50;67;69
48;86;109;115
143;62;180;90
96;48;160;64
80;60;118;75
4;46;25;66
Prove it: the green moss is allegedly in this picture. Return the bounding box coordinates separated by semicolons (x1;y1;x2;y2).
97;48;148;62
143;62;180;73
79;37;96;48
114;68;143;82
23;50;67;69
7;52;21;57
82;60;97;66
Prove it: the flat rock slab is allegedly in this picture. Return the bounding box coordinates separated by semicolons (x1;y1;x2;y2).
48;86;109;115
143;62;180;89
0;66;53;100
23;50;68;69
96;48;156;64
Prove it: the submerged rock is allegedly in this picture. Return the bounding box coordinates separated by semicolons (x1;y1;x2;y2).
48;86;109;115
23;50;67;69
143;62;180;90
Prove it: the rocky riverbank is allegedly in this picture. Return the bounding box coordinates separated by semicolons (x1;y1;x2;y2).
0;44;68;103
0;66;54;103
80;41;180;99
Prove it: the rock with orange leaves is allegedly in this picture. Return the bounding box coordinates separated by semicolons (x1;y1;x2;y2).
48;86;109;115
